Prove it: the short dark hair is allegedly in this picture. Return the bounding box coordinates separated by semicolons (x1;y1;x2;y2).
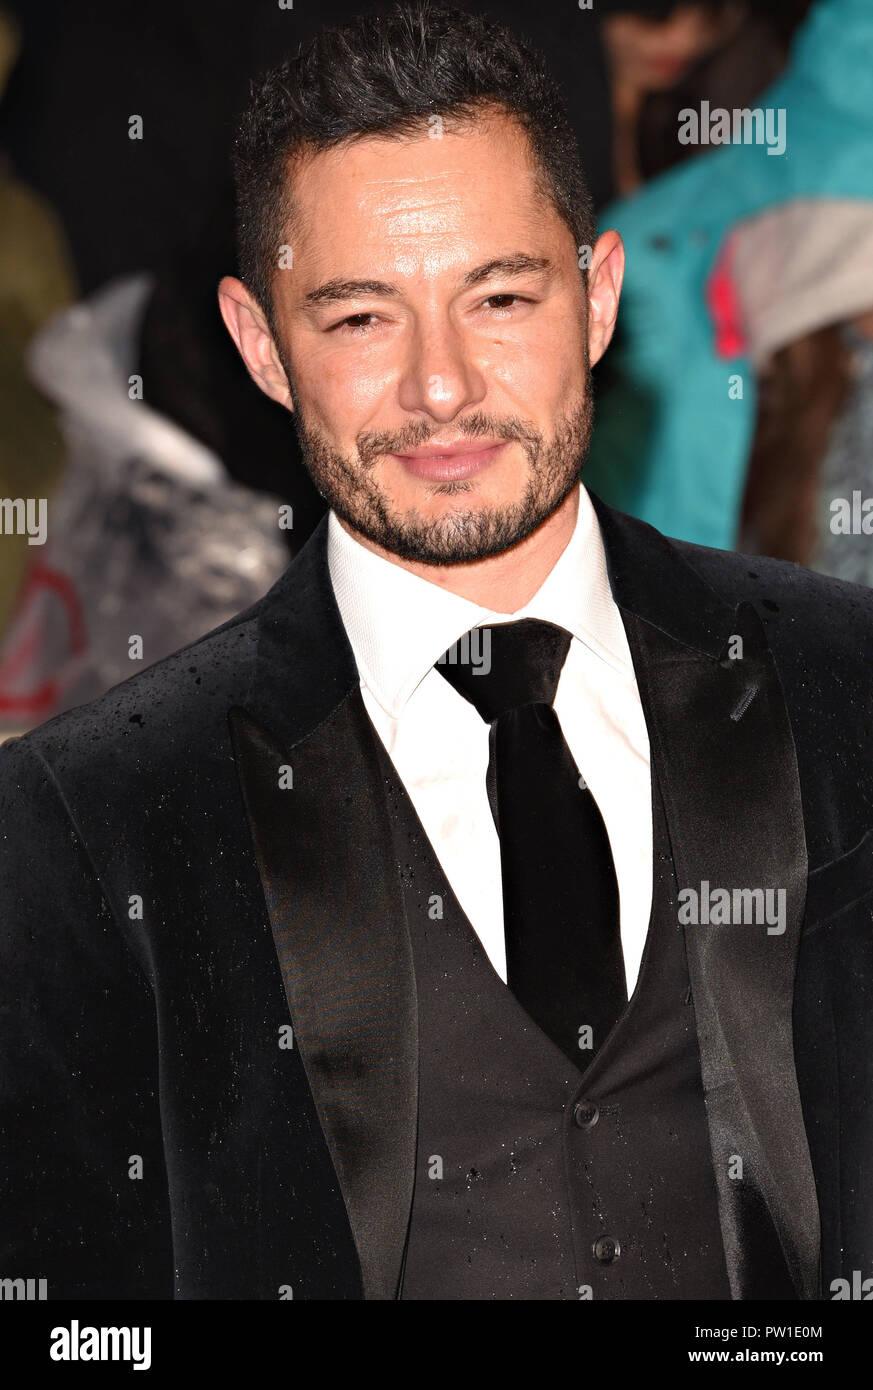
231;1;596;328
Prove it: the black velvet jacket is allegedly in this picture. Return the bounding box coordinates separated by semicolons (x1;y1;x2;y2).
1;495;871;1300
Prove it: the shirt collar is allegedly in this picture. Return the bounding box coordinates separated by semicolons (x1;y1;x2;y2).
327;482;633;719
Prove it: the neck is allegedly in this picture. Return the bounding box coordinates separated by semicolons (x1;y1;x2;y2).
338;486;580;613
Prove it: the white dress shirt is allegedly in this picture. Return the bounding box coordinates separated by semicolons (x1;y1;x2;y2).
327;483;653;995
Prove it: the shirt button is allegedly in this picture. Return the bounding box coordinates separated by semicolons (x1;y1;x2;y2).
573;1099;599;1129
593;1236;620;1264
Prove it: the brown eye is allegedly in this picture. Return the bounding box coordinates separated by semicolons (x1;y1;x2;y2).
331;313;378;334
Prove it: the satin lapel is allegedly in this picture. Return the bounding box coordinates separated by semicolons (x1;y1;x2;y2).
229;698;417;1301
226;519;418;1301
621;601;820;1300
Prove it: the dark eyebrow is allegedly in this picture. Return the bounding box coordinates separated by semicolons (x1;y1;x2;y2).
303;278;403;307
302;253;554;308
460;253;553;288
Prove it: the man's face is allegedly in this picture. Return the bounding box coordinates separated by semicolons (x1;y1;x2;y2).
237;111;610;564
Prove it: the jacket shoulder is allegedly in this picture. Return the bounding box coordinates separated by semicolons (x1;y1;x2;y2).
4;602;261;784
675;538;873;658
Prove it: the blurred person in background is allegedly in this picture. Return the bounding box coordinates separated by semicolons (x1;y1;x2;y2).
599;0;796;197
736;209;873;585
0;272;291;734
582;0;873;558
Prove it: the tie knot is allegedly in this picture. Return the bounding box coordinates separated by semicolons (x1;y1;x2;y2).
435;618;572;722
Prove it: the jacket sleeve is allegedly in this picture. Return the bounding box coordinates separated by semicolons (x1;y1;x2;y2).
0;735;174;1299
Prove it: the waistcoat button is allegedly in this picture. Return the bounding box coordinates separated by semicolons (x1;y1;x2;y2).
593;1235;620;1264
573;1099;599;1129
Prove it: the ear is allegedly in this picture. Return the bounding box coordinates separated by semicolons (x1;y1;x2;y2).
586;229;625;368
217;276;294;411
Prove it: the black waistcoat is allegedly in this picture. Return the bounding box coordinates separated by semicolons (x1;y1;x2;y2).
371;735;735;1301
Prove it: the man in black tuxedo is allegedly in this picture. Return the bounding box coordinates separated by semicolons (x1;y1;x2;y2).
1;1;871;1301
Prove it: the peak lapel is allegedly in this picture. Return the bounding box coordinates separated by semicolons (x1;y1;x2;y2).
228;521;418;1300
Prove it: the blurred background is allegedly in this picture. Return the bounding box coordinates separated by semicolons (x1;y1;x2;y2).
0;0;869;734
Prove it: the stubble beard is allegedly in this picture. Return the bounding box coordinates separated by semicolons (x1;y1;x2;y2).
280;352;593;565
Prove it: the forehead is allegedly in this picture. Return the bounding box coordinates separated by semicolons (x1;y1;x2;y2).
284;111;564;274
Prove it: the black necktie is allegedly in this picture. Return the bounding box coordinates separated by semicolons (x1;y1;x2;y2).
436;618;627;1067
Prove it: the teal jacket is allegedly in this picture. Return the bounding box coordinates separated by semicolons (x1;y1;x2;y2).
585;0;873;549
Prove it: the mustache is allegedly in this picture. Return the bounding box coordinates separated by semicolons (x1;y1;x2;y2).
356;413;543;467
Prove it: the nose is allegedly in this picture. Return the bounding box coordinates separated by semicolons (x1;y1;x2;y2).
396;311;487;422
